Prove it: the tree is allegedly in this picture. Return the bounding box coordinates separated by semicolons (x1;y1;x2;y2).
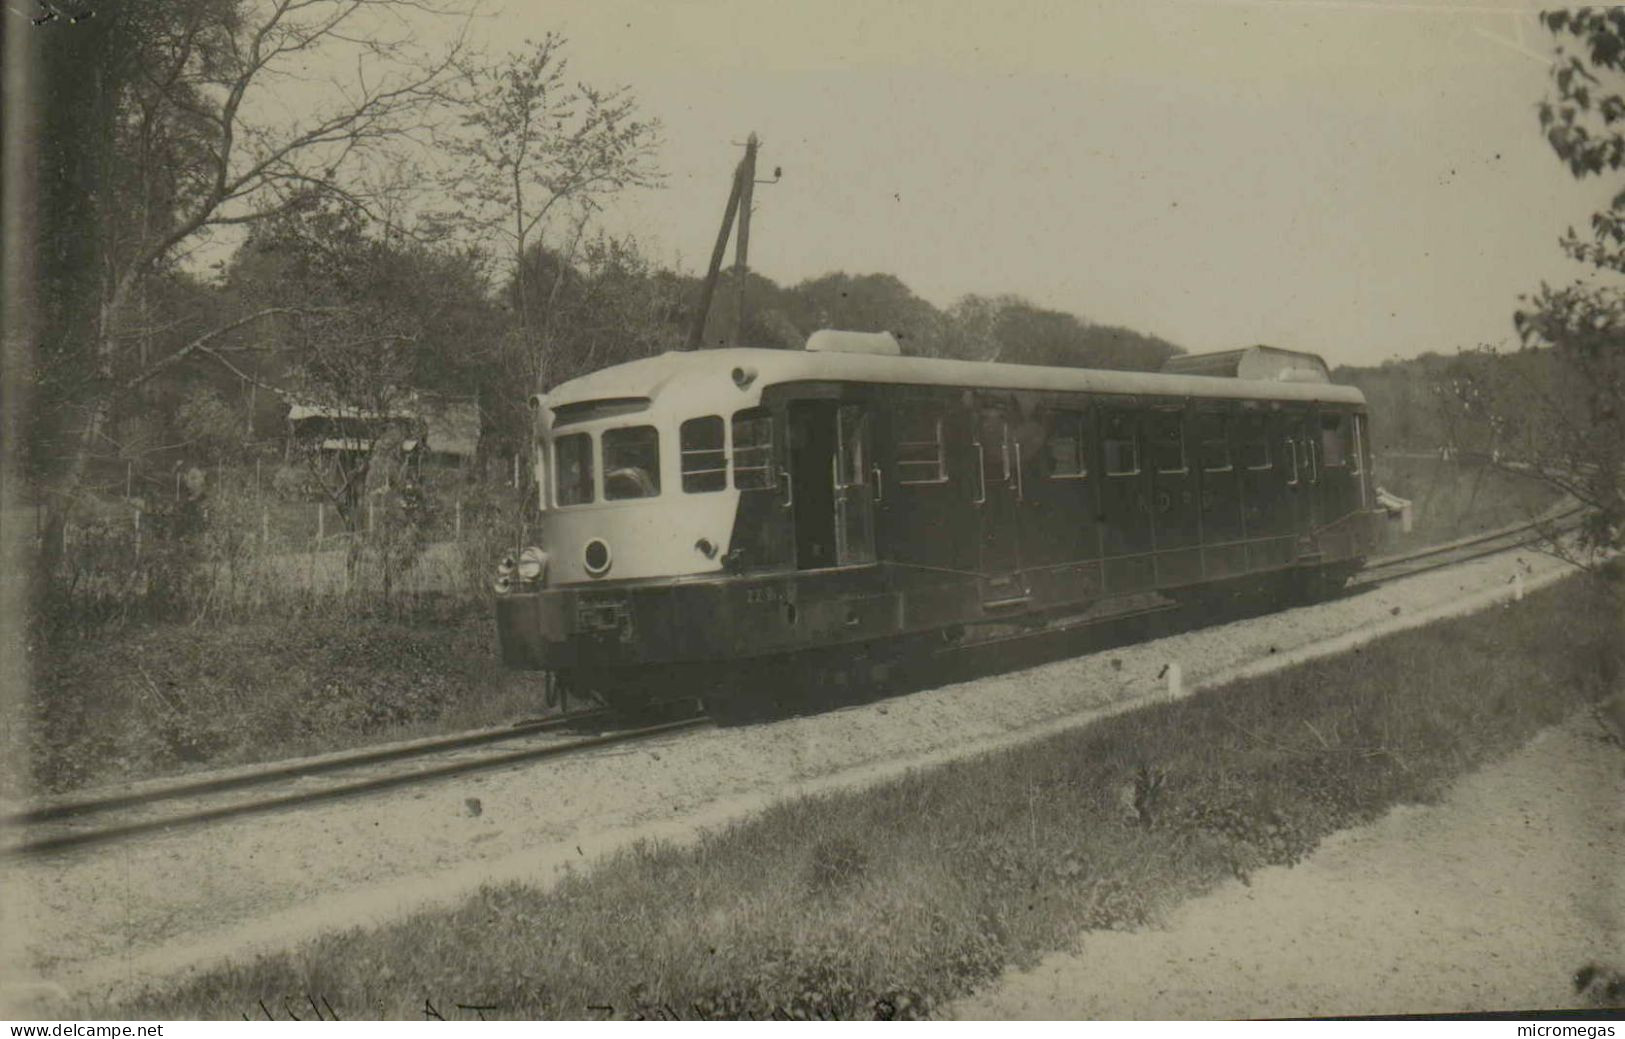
30;0;472;559
1496;9;1625;559
229;197;497;530
439;34;662;391
934;294;1184;370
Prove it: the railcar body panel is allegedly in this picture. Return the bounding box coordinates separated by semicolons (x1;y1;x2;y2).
495;345;1384;697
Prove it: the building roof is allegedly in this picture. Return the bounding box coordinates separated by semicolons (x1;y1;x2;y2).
287;399;481;456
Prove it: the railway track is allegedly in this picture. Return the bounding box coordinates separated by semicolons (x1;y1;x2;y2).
5;507;1580;859
3;708;710;857
1352;503;1583;587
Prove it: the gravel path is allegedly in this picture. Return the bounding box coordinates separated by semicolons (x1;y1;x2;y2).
952;710;1624;1019
0;547;1577;1013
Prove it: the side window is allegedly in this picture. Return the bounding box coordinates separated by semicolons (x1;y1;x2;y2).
1320;413;1349;467
1045;410;1088;479
1148;410;1186;474
554;432;594;505
1197;412;1232;472
1238;413;1271;470
1104;412;1139;476
602;425;660;500
836;403;868;487
732;409;776;490
896;402;947;485
680;416;727;493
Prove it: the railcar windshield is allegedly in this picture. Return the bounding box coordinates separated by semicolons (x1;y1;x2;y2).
603;425;661;500
555;433;595;505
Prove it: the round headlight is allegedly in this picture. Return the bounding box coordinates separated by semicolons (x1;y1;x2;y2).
497;554;517;577
492;573;513;594
583;538;611;576
517;546;547;582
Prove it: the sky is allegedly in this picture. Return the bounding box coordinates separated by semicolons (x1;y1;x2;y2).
434;1;1615;367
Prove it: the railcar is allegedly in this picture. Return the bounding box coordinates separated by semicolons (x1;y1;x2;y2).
493;332;1383;711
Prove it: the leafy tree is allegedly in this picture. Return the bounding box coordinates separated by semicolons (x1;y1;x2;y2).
1493;9;1625;559
28;0;472;568
933;294;1183;370
228;198;497;529
439;34;662;390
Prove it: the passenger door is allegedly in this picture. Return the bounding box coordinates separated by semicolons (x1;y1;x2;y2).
1147;406;1200;586
1098;407;1155;593
972;399;1028;606
1194;407;1246;579
1283;410;1320;536
833;402;876;566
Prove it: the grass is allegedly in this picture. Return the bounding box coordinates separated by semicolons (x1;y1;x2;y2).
24;607;542;796
106;571;1624;1020
1373;454;1563;554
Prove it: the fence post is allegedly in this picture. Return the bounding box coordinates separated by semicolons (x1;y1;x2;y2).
133;508;141;560
368;499;375;534
455;499;462;539
317;502;324;542
261;506;270;547
126;461;133;499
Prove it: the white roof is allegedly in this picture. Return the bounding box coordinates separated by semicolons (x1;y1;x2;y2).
543;347;1365;423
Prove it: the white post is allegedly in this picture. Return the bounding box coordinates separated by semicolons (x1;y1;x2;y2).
368;499;375;534
455;499;462;539
317;502;324;542
1513;573;1524;602
512;453;519;488
133;508;141;560
261;506;270;547
1166;662;1183;699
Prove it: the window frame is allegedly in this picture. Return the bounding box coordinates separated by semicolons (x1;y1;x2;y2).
552;431;596;506
679;415;728;494
1103;411;1140;477
1238;413;1272;471
1319;412;1350;469
895;401;949;486
1147;408;1188;475
731;408;778;491
1195;411;1233;474
601;424;662;500
1044;408;1089;480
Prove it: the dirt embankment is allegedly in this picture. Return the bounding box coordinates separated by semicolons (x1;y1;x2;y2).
954;710;1625;1019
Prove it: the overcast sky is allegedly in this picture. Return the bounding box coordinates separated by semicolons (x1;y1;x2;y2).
447;0;1612;368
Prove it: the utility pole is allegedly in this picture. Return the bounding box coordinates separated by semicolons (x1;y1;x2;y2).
731;133;759;348
684;133;780;351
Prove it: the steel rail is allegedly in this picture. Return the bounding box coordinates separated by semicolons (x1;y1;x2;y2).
6;715;710;858
5;707;621;827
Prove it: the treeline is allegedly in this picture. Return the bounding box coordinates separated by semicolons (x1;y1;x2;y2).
1333;348;1558;460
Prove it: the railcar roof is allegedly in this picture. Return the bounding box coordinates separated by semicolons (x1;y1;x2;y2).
543;348;1366;411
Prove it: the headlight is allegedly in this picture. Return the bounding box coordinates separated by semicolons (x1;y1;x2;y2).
583;538;612;576
497;554;516;577
492;573;513;594
517;546;547;582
